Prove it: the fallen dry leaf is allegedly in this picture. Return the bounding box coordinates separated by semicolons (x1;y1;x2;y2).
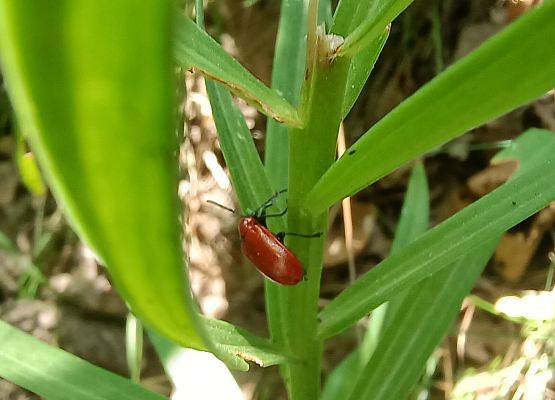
495;204;555;282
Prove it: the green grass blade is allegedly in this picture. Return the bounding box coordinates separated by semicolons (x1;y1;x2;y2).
264;0;307;190
363;161;429;347
318;0;333;27
330;0;390;119
174;13;302;128
317;129;555;339
338;0;413;57
348;239;499;400
341;28;389;119
0;0;209;350
348;130;547;399
0;321;165;400
205;82;283;222
320;161;429;400
332;0;374;35
306;1;555;214
390;162;429;254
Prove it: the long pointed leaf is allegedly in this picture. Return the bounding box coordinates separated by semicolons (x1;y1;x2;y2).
338;0;413;57
347;130;549;399
264;0;307;189
320;161;429;400
348;239;499;400
306;1;555;214
174;13;302;128
0;0;208;350
317;129;555;339
0;321;165;400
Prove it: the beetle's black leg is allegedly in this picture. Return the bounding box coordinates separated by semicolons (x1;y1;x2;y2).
265;207;288;218
283;232;322;238
256;190;288;218
274;231;322;242
275;232;286;243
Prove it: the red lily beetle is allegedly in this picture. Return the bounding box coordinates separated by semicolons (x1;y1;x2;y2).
208;191;320;286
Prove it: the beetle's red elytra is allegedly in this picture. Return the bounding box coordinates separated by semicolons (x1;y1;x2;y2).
239;217;303;286
207;191;320;286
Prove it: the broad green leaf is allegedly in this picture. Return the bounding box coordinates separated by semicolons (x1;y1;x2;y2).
348;239;499;400
338;0;413;57
264;0;307;190
317;129;555;339
0;1;208;350
306;2;555;214
173;13;302;128
0;321;165;400
321;162;429;400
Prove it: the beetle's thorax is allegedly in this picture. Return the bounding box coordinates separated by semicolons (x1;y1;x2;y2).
239;217;257;239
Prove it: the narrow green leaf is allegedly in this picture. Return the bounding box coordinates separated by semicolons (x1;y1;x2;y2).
390;162;429;254
150;317;290;373
318;0;333;28
321;162;429;400
306;2;555;214
346;133;555;398
174;13;302;128
264;0;307;190
341;28;389;119
332;0;375;35
317;129;555;339
203;317;291;369
205;82;282;221
338;0;413;57
15;129;47;197
0;0;209;350
0;321;165;400
348;239;499;400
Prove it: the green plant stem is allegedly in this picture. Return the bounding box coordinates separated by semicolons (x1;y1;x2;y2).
278;44;351;400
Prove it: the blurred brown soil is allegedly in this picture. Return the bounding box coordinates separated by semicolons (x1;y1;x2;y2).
1;1;554;399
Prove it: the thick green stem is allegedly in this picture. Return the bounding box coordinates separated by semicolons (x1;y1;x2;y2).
280;45;351;399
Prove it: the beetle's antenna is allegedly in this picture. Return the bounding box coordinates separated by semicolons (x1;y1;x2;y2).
207;200;236;214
